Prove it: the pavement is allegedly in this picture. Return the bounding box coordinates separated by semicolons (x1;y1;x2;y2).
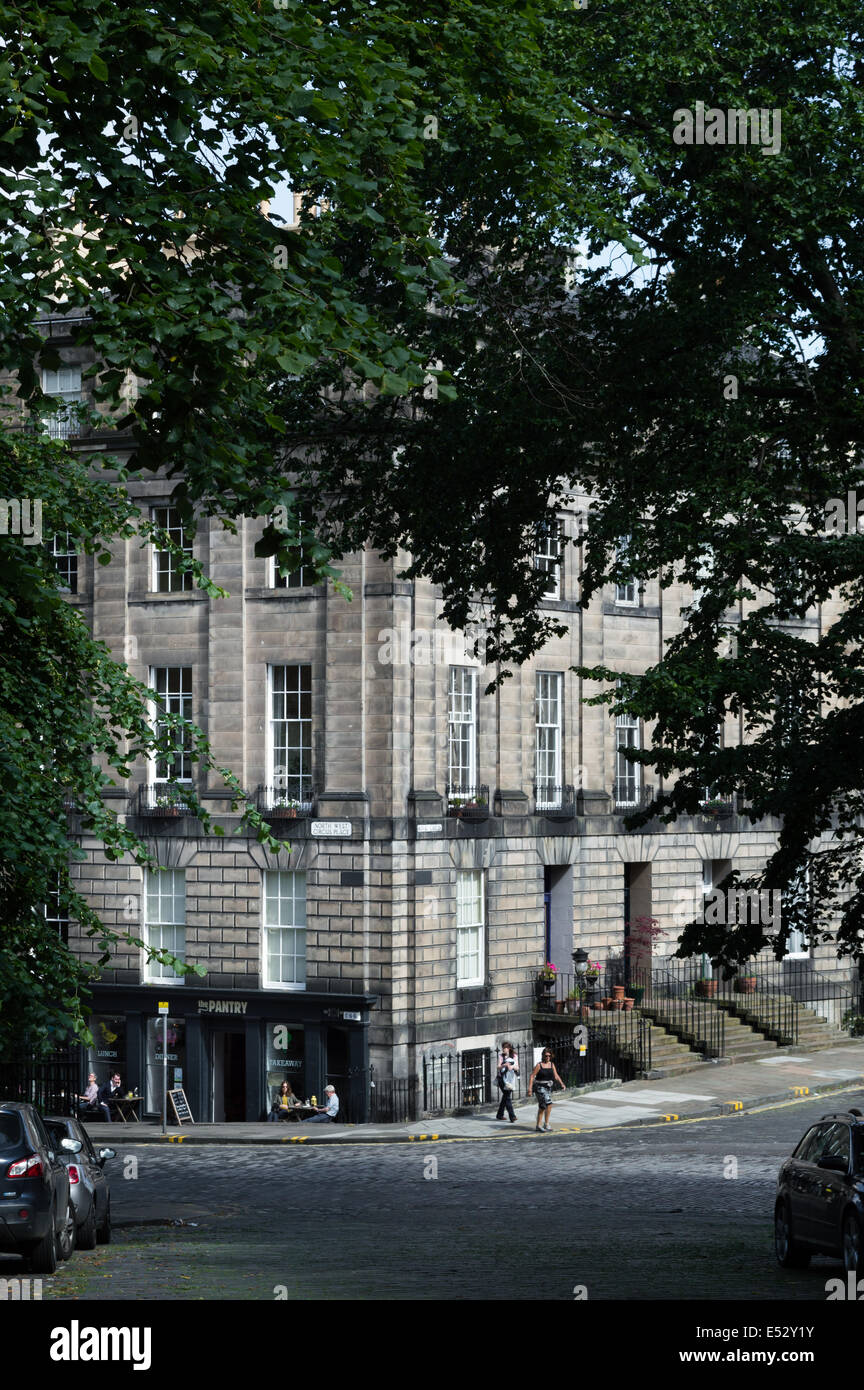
83;1040;864;1145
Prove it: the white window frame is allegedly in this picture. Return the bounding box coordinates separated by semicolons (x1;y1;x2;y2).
41;367;82;439
456;870;485;987
615;535;638;606
270;514;309;589
144;869;186;984
267;664;313;800
615;710;641;805
783;867;811;960
148;668;193;787
263;871;307;990
51;532;78;593
535;672;563;808
151;506;193;593
448;667;477;794
534;523;562;600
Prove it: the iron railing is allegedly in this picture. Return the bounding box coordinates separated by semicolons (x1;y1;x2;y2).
534;1018;652;1086
613;781;654;811
0;1055;78;1117
255;784;316;819
423;1049;494;1111
533;784;577;818
369;1071;418;1124
135;783;196;816
446;785;490;821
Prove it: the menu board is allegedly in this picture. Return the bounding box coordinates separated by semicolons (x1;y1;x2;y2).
168;1088;194;1125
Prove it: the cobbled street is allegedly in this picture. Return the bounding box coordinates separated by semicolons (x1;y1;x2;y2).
17;1094;862;1301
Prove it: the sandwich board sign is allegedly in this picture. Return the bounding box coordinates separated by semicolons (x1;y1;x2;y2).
167;1088;194;1125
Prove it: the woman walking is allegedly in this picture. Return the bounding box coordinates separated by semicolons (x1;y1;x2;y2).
495;1041;519;1122
528;1047;564;1131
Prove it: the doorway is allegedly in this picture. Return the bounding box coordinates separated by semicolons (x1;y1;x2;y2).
210;1031;246;1122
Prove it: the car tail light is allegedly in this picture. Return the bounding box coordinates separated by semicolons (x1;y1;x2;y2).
67;1165;80;1185
7;1155;43;1179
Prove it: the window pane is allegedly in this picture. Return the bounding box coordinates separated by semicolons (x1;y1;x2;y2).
264;871;307;986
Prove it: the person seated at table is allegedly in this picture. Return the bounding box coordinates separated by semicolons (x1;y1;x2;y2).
268;1080;300;1122
97;1073;124;1122
77;1073;100;1116
304;1085;339;1123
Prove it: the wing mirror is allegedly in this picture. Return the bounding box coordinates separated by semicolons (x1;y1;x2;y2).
98;1148;116;1164
60;1137;83;1154
816;1154;848;1172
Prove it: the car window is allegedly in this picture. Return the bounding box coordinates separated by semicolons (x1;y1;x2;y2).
794;1125;827;1162
0;1113;22;1149
45;1122;66;1149
821;1123;851;1169
30;1112;53;1152
853;1132;864;1177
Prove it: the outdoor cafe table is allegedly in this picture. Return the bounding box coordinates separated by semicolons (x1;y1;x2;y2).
111;1095;141;1123
277;1105;317;1122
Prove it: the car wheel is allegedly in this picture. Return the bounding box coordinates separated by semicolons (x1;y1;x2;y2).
775;1200;810;1269
27;1225;58;1275
96;1196;111;1245
56;1200;76;1262
843;1213;862;1274
77;1202;98;1251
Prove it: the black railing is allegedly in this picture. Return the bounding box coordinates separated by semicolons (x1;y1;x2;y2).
535;1019;651;1086
533;784;576;819
0;1055;78;1117
613;781;654;811
255;784;316;819
634;962;727;1057
136;783;196;816
446;784;490;821
532;972;653;1077
423;1049;494;1112
369;1071;418;1124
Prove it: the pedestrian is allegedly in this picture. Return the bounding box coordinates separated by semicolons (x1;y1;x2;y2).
528;1047;564;1132
495;1041;519;1122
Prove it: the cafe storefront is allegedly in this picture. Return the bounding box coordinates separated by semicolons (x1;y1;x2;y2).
80;986;376;1123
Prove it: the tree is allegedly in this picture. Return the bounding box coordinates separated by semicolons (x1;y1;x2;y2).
273;1;864;967
0;0;618;1047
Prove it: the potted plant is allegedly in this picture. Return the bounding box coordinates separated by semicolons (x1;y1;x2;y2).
270;795;301;819
694;977;718;998
734;973;757;993
155;793;181;817
584;960;601;984
699;797;728;817
625;985;645;1005
535;961;557;1007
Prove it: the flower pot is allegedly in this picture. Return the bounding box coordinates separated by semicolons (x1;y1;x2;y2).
555;1001;565;1014
695;979;718;998
626;986;645;1005
612;985;626;1000
611;998;624;1010
623;997;635;1011
735;976;757;993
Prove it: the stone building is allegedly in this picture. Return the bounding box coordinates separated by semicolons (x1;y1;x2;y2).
29;318;853;1122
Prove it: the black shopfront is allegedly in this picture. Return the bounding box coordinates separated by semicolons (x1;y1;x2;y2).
80;986;376;1123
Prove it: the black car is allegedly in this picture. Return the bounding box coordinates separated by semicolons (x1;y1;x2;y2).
45;1116;114;1249
0;1101;76;1273
775;1108;864;1272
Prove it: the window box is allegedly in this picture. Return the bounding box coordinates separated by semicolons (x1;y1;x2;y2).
447;785;489;822
534;783;576;820
137;784;194;817
257;786;315;820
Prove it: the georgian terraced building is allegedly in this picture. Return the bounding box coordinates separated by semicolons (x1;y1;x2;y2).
30;317;855;1122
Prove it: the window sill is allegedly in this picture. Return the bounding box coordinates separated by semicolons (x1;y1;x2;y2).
129;591;207;604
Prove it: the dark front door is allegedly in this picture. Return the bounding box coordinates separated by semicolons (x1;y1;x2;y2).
210;1030;246;1122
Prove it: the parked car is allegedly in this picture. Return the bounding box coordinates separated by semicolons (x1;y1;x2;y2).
0;1101;76;1273
775;1108;864;1272
45;1116;114;1249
